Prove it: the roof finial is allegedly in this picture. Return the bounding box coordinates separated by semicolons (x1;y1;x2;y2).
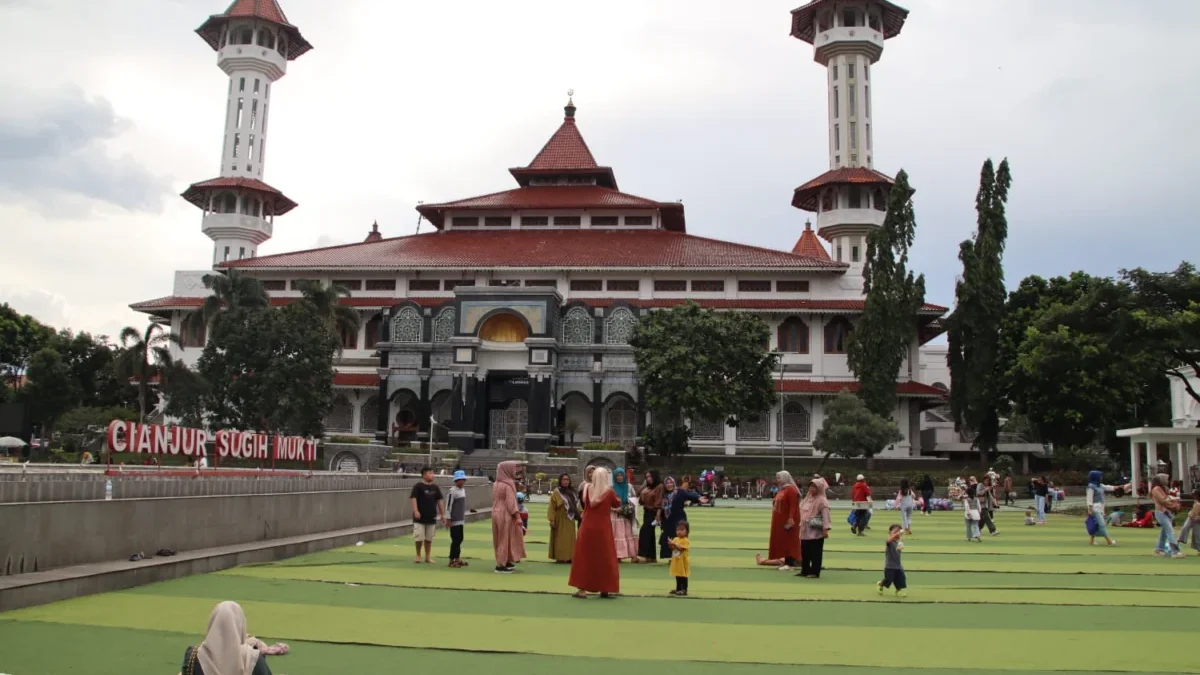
805;219;813;230
372;220;379;233
564;88;576;119
364;219;383;243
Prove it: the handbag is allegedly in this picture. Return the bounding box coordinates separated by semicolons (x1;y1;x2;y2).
967;508;980;521
1085;514;1099;536
807;516;825;529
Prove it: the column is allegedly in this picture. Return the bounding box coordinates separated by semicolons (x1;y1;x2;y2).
374;379;388;443
526;373;553;452
448;373;475;453
636;384;647;436
417;377;431;446
591;379;603;441
474;376;488;446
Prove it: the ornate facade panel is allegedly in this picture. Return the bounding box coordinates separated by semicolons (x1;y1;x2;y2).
562;306;594;345
604;307;637;345
324;394;353;433
736;413;769;441
489;399;528;450
360;395;380;433
461;300;546;334
430;352;453;368
433;308;456;342
560;354;592;371
605;399;638;448
390;353;422;368
692;417;724;440
602;354;636;370
778;400;811;442
390;307;423;343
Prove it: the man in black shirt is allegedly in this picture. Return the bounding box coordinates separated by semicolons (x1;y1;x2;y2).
410;467;445;563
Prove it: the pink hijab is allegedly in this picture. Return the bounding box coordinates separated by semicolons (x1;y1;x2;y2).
799;477;830;523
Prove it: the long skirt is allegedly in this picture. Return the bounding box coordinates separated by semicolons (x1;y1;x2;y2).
637;508;658;561
612;511;638;560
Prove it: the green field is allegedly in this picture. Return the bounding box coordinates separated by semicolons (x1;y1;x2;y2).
2;504;1197;674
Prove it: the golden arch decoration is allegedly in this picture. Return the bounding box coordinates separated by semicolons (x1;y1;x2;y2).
479;313;529;343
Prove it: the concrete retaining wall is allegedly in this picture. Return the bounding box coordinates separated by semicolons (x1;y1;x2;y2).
0;475;491;576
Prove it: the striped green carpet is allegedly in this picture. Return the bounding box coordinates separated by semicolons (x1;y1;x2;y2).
2;505;1197;674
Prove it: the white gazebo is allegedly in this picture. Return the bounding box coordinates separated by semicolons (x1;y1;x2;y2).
1117;427;1200;495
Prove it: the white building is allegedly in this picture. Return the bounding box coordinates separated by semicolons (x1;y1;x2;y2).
132;0;947;457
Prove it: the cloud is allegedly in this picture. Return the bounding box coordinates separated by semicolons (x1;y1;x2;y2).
0;84;171;217
0;284;71;330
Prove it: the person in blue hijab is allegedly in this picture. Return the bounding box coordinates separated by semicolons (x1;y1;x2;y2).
658;476;705;560
1086;470;1130;547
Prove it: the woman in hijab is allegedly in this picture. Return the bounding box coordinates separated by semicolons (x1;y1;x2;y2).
569;467;621;598
637;471;664;562
547;472;580;563
181;601;272;675
919;474;935;515
796;477;831;578
491;460;527;573
658;476;704;560
1085;470;1129;547
610;467;640;562
578;465;597;508
1149;473;1185;558
756;470;802;569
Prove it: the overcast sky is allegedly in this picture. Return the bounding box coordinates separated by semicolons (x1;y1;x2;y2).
1;0;1196;340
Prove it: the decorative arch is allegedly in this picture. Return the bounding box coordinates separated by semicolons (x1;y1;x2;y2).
605;397;638;449
561;306;594;345
324;394;353;433
778;400;811;442
360;394;380;434
824;316;854;354
433;307;456;343
777;316;809;353
390;306;423;343
604;307;637;345
479;312;529;342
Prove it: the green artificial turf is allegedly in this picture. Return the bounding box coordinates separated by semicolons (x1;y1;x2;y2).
2;504;1197;674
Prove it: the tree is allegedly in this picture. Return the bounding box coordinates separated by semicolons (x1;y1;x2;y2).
159;359;208;428
848;169;926;416
114;323;181;423
202;269;270;334
947;158;1012;467
53;329;134;409
1121;263;1200;404
22;348;76;435
198;302;338;437
296;280;360;349
0;303;53;389
630;302;777;459
812;391;902;473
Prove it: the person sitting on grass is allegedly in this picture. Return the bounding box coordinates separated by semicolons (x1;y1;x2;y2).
409;466;445;564
1025;508;1036;526
181;601;275;675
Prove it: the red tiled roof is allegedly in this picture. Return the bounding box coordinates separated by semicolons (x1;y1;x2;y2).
509;103;618;189
129;296;450;312
791;167;896;211
776;379;946;397
334;372;378;388
416;186;684;231
182;177;299;216
196;0;313;60
791;221;831;260
220;230;845;271
790;0;909;44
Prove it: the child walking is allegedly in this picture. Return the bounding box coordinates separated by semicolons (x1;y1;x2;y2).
445;470;469;568
668;521;691;596
1179;488;1200;555
876;524;907;597
517;492;530;535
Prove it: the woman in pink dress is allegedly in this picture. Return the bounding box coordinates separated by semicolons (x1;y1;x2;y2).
569;467;621;598
610;468;640;562
491;461;527;573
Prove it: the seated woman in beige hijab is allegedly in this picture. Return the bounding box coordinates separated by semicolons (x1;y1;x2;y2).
180;601;277;675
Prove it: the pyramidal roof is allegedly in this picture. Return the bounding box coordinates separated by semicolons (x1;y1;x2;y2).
791;221;831;260
509;99;618;189
196;0;313;60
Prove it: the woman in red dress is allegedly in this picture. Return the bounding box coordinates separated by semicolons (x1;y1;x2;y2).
755;470;802;570
569;466;621;598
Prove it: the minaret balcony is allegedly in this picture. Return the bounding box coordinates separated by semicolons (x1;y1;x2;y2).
201;212;273;244
816;207;885;232
219;43;286;80
813;26;884;63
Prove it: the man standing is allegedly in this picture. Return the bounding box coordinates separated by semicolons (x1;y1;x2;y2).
851;474;872;536
1002;473;1014;507
410;466;445;564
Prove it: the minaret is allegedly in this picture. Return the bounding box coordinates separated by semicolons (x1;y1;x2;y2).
180;0;312;267
788;1;908;283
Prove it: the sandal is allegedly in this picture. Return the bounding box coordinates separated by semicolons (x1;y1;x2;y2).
572;591;588;599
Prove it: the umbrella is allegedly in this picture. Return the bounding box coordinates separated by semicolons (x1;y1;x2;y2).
0;436;28;448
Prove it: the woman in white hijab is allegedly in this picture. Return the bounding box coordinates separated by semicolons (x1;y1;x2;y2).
180;601;273;675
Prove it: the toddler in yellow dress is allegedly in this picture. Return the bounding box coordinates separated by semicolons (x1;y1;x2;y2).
669;521;691;596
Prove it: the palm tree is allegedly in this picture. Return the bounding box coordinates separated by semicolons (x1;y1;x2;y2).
297;280;361;349
201;269;270;330
115;323;181;423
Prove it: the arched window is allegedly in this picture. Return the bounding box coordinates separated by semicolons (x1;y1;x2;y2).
604;307;636;345
778;401;811;442
324;394;353;433
364;313;383;349
777;317;809;353
277;36;287;57
562;306;593;345
390;307;422;342
874;187;887;211
433;308;456;342
821;189;835;212
360;395;380;434
180;313;207;349
479;313;528;342
824;316;853;354
257;29;275;49
338;320;359;350
606;399;638;449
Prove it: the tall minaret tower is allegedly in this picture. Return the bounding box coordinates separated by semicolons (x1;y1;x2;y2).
788;1;908;287
180;0;312;267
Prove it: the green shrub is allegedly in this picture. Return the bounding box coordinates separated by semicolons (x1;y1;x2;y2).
581;442;623;450
327;435;371;445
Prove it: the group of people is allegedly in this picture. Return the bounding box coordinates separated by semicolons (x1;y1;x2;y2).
753;471;833;577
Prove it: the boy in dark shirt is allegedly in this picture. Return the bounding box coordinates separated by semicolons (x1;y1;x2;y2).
876;524;907;597
409;467;445;564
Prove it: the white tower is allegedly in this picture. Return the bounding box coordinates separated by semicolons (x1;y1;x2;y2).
788;1;908;285
181;0;312;267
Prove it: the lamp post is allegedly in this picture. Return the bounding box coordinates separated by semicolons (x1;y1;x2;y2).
772;352;785;471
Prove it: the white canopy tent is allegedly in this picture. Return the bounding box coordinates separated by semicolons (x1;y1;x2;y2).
1116;426;1199;496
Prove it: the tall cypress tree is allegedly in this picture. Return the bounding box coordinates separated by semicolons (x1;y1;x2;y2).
848;169;926;417
947;158;1012;468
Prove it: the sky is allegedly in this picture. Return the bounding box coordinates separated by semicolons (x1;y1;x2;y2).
0;0;1196;341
